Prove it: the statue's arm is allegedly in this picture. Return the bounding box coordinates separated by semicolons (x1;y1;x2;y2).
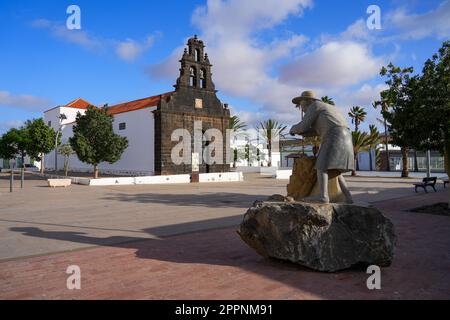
289;110;318;136
301;129;319;137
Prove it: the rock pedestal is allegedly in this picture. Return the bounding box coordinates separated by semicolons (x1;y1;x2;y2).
287;155;345;203
237;196;396;272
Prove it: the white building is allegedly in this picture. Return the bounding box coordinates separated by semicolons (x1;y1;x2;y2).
44;97;159;176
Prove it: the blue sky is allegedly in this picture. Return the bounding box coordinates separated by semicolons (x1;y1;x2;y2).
1;0;449;134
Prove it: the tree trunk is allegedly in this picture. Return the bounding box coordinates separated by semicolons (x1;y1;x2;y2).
401;147;409;178
40;153;45;174
352;154;357;176
413;149;419;172
369;149;373;171
64;158;69;177
384;119;390;172
268;142;272;167
93;164;99;179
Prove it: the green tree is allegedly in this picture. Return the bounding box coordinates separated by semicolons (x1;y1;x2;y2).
0;133;18;162
0;128;30;167
321;96;335;105
367;125;382;172
379;63;421;178
257;119;287;167
352;130;370;176
69;106;128;179
372;100;391;171
25;119;57;174
419;41;450;183
59;144;75;177
348;106;367;132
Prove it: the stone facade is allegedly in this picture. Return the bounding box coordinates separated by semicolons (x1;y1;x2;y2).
154;36;231;175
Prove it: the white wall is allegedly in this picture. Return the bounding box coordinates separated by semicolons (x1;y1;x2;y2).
45;107;156;175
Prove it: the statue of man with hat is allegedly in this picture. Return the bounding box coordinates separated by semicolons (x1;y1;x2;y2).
289;90;355;204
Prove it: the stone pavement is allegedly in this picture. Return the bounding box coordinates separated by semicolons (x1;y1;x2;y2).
0;173;449;299
0;172;437;261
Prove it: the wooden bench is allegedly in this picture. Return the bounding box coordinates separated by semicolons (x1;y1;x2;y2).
414;177;437;193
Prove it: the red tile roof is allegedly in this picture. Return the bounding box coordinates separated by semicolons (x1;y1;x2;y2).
107;92;174;115
65;98;94;110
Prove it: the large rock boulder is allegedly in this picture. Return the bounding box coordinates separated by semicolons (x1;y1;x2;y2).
237;197;396;272
287;155;345;203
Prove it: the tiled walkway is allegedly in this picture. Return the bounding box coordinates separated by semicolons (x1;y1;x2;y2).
1;190;449;300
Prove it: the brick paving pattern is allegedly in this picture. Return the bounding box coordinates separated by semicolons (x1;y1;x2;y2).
1;190;449;300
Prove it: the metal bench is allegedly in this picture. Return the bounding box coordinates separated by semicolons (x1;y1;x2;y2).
414;177;437;193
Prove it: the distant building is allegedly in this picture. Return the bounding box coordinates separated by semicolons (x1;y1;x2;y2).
44;36;231;176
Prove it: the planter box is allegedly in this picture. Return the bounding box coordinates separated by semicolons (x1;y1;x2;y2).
47;179;72;188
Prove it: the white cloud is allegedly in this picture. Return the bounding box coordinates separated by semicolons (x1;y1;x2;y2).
338;83;388;108
32;19;156;61
0;120;25;134
279;41;385;88
116;36;155;62
0;91;51;111
32;19;102;50
149;0;389;128
387;0;450;40
192;0;313;38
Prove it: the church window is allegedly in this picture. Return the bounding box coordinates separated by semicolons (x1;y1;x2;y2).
195;49;201;62
200;69;206;88
189;67;197;87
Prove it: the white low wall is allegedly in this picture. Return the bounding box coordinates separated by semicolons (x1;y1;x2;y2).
234;166;278;176
199;172;244;183
88;175;191;186
33;172;243;186
276;169;293;180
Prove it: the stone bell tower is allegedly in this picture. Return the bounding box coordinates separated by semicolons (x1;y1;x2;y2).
154;35;230;175
175;35;216;92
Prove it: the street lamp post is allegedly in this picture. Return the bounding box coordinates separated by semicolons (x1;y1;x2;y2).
54;114;67;173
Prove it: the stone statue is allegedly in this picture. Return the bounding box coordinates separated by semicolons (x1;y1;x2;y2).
289;91;355;204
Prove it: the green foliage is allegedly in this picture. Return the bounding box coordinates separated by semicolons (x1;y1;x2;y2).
257;119;287;167
69;106;128;175
229;115;247;133
379;63;424;151
25;118;57;161
59;143;74;157
257;119;287;143
352;130;370;175
0;127;30;161
348;106;367;132
352;131;370;155
59;143;75;176
321;96;335;105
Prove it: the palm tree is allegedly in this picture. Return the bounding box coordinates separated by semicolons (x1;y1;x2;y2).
229;115;247;168
348;106;367;132
373;100;391;171
257;119;287;167
229;115;247;133
367;125;382;171
321;96;335;105
352;130;370;176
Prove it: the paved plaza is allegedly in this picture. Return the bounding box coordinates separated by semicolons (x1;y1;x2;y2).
0;173;449;299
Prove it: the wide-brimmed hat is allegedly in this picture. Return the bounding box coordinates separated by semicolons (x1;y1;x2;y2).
292;90;320;105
